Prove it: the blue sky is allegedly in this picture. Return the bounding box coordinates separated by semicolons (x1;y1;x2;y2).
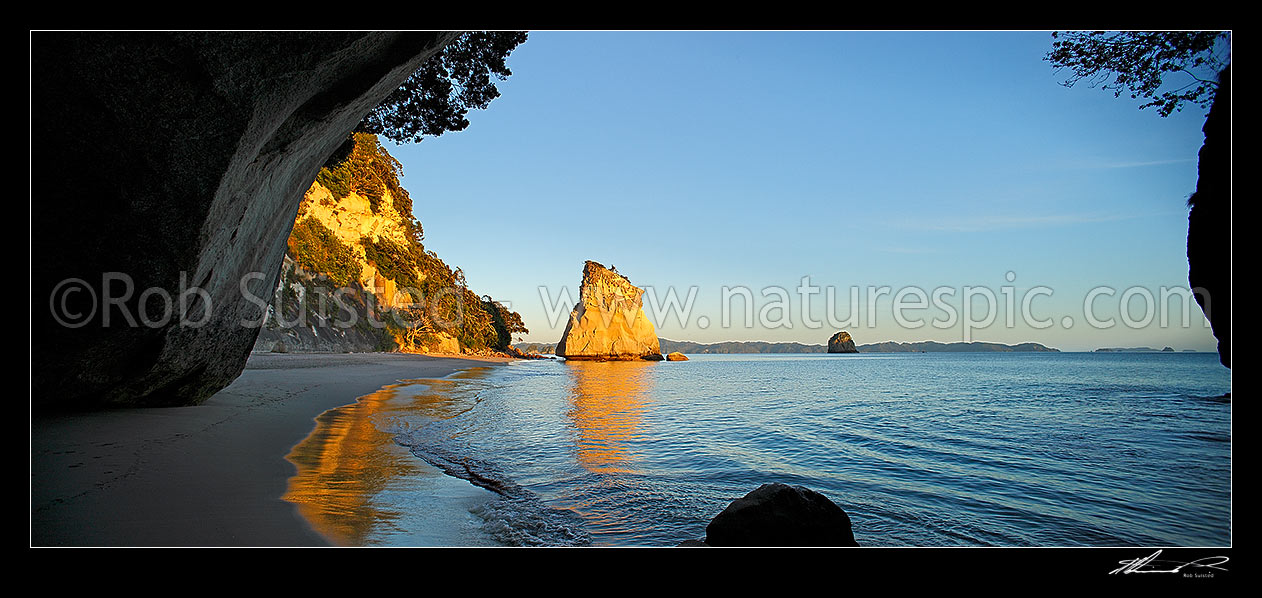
381;31;1223;352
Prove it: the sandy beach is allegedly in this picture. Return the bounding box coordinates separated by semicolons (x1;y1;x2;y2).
31;352;511;547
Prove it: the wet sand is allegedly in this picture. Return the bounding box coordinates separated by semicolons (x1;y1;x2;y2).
31;352;511;547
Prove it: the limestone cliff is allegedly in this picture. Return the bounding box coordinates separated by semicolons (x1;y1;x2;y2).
254;133;524;356
32;32;456;409
556;261;664;361
827;331;858;353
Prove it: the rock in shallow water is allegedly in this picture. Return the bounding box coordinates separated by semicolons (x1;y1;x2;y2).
666;352;689;361
704;483;859;547
827;331;858;353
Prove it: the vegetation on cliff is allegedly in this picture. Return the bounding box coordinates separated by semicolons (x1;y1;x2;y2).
316;133;420;228
275;133;526;353
287;217;362;288
266;31;532;354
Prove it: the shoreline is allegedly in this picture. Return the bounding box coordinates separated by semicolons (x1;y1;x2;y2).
31;352;512;547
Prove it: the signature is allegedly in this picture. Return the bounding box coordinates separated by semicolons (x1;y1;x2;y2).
1109;550;1230;575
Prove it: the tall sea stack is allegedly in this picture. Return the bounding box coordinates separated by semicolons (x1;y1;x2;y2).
556;261;664;361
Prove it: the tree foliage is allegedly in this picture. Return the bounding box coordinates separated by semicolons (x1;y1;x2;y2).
287;218;363;288
1045;31;1230;117
316;133;405;212
357;31;529;144
360;233;527;350
318;132;425;241
483;295;528;348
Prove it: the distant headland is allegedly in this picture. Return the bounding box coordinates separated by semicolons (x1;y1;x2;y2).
1095;346;1190;353
516;338;1060;355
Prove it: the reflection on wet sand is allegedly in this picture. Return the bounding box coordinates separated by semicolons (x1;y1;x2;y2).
282;368;494;546
565;360;656;475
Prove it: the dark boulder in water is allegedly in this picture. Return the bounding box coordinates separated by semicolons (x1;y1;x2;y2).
704;483;859;547
676;539;710;547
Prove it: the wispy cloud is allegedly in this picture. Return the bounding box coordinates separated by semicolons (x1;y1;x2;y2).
900;212;1176;233
1093;158;1196;169
874;246;938;254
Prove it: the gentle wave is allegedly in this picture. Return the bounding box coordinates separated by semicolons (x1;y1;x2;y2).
369;352;1229;547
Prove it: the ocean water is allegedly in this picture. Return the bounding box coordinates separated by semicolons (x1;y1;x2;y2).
285;352;1231;547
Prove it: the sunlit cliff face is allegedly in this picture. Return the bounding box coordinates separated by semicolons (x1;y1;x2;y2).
557;261;663;360
564;360;656;475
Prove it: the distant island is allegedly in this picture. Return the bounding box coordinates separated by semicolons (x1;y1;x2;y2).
661;339;828;354
1095;347;1182;353
855;341;1059;353
515;338;1059;355
515;339;829;355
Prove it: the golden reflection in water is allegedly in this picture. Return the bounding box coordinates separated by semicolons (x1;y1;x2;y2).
282;368;492;546
565;360;656;475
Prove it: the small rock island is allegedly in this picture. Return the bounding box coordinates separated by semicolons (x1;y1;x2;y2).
827;331;858;353
556;261;664;361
